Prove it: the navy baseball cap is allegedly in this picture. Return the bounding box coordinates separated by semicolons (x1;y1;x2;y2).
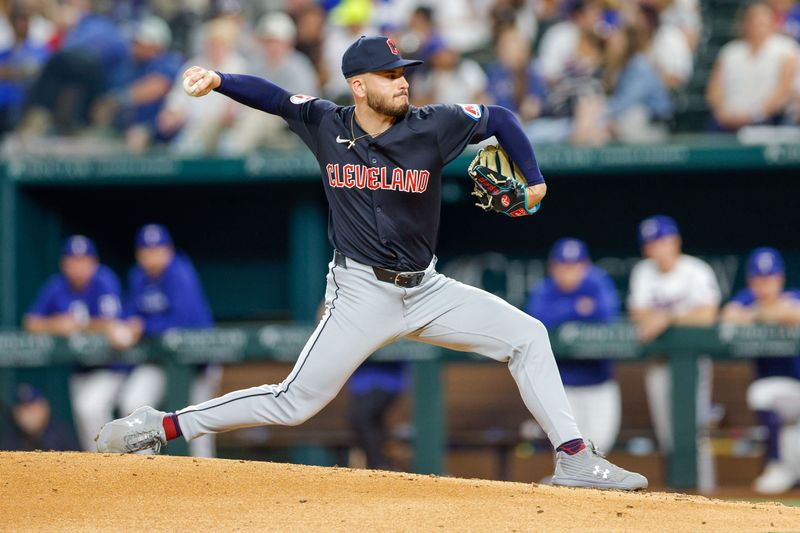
136;223;173;248
747;247;785;277
62;235;97;257
341;35;423;78
16;383;43;405
638;215;679;245
550;238;590;263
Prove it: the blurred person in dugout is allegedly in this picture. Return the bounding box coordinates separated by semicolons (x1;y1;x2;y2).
721;247;800;494
21;235;135;452
627;215;721;492
156;16;248;155
106;224;220;458
347;361;408;470
90;15;182;152
216;11;319;154
0;384;79;451
525;238;622;453
706;1;797;132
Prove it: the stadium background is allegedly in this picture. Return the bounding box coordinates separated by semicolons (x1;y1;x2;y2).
1;0;800;500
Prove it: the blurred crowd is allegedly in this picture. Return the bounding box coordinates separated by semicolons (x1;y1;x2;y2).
2;0;800;153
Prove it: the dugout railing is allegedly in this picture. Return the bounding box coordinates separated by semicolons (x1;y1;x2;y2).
0;322;796;489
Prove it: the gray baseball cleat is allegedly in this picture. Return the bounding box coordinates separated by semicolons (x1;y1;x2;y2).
95;406;167;454
551;442;648;490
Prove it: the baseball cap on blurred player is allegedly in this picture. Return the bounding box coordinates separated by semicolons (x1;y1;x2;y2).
549;238;590;263
135;16;171;49
256;12;296;42
746;247;784;277
341;35;423;78
135;224;173;248
638;215;679;245
15;383;44;405
62;235;97;258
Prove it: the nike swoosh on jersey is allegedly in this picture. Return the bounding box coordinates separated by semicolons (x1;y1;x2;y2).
336;136;351;144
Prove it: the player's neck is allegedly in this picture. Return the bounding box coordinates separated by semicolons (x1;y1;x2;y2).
353;104;395;137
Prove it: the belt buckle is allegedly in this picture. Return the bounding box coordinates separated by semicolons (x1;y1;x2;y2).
394;271;422;288
393;272;410;287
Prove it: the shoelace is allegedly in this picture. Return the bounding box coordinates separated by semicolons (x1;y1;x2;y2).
125;430;164;453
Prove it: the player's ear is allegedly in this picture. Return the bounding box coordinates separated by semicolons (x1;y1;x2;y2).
349;76;367;99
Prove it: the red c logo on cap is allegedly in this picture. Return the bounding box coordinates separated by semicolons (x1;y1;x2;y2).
387;38;399;55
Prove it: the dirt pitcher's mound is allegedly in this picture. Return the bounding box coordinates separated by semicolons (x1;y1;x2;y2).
0;452;797;532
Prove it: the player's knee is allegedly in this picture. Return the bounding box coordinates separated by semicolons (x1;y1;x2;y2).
516;316;549;350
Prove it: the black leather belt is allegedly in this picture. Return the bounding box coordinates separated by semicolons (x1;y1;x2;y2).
334;250;426;288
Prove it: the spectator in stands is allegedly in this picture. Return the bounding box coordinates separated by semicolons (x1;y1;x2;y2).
0;0;56;52
293;3;327;90
655;0;703;52
91;15;182;153
0;384;79;451
721;247;800;494
410;38;488;106
0;3;50;135
768;0;800;41
639;2;694;89
218;11;319;154
603;18;674;143
21;235;149;452
17;0;128;137
627;215;720;492
489;0;538;43
537;0;602;86
485;27;547;124
532;29;607;144
157;17;247;155
525;238;622;452
397;7;446;66
106;223;219;457
348;362;408;469
706;2;797;132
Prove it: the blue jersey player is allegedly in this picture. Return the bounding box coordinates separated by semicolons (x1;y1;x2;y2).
721;247;800;494
23;235;126;451
107;223;219;458
526;238;622;453
98;35;646;490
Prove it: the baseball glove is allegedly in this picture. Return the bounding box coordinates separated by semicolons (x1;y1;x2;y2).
467;145;540;217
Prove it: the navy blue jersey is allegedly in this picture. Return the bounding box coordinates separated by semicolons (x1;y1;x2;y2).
124;252;213;335
730;288;800;379
280;96;490;271
526;265;620;386
26;265;122;323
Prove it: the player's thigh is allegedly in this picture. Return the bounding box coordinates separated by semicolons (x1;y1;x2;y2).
70;369;125;417
118;364;167;415
405;274;545;362
277;260;407;399
565;381;621;452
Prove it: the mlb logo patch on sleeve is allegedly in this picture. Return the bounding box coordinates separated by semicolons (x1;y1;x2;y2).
290;94;318;104
457;103;482;120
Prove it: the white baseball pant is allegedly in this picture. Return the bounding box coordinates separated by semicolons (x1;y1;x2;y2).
175;253;582;448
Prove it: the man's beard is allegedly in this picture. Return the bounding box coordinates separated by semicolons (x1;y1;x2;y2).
366;90;409;118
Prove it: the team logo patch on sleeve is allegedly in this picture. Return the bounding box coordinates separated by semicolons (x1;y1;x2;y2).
457;103;482;120
290;94;318;104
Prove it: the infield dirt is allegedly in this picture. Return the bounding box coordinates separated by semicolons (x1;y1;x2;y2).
1;451;798;532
